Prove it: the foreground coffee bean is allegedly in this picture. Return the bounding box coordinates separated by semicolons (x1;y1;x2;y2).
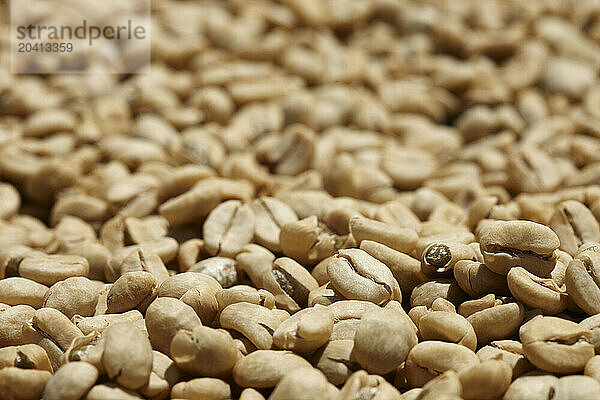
353;307;418;375
520;316;594;373
328;249;402;305
404;341;479;387
479;220;559;276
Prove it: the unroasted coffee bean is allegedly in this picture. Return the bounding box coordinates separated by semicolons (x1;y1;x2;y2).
272;304;333;353
312;339;356;385
350;216;418;254
0;278;48;308
507;266;567;314
84;383;144;400
19;254;89;286
171;378;231;400
404;341;479;387
565;252;600;315
74;310;143;335
328;300;379;341
188;257;239;288
251;197;298;252
410;279;467;308
476;340;533;379
203;200;255;258
328;248;402;305
479;220;559;276
43;361;99;400
549;200;600;256
170;325;239;376
232;350;312;388
418;311;477;350
337;370;402;400
145;297;202;354
279;216;336;266
360;240;428;294
0;367;51;400
467;297;524;345
32;307;83;351
43;277;103;318
106;271;158;313
453;260;509;297
520;316;594;373
421;241;475;276
352;307;417;375
458;359;511;400
269;367;338;400
260;257;318;312
220;302;286;350
102;322;153;390
0;343;52;372
503;375;558;400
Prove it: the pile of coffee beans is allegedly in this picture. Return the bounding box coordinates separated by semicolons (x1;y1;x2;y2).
2;0;600;399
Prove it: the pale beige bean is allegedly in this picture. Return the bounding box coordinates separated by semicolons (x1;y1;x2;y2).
139;351;182;400
180;285;219;325
338;370;402;400
145;297;202;354
33;308;83;351
312;340;356;386
279;216;336;266
507;266;567;314
232;350;312;388
251;196;298;252
84;383;143;400
360;240;428;294
453;260;509;297
467;298;524;345
177;239;207;273
0;367;51;400
421;241;475;276
64;333;105;373
418;311;477;350
350;216;418;254
43;361;99;400
550;200;600;256
328;248;402;305
220;302;286;350
171;378;231;400
106;271;158;313
272;304;333;353
102;322;153;390
479;220;559;276
416;370;461;400
520;316;594;373
188;257;239;288
157;272;222;299
353;307;418;375
0;278;48;308
240;388;266;400
457;359;512;400
74;310;144;335
203;200;255;258
476;340;533;379
170;326;239;376
405;341;479;388
259;257;319;313
19;254;89;286
43;277;103;318
565;252;600;315
0;305;40;347
215;285;275;312
410;279;466;308
503;375;559;400
158;185;221;227
269;367;337;400
0;344;52;372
